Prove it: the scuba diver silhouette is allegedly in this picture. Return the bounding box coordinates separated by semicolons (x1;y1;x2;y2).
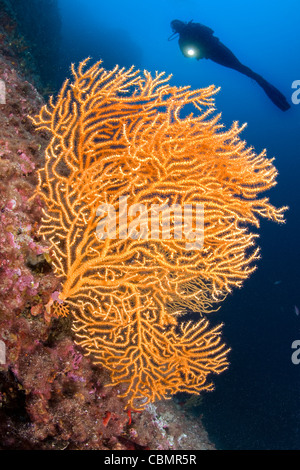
169;20;290;111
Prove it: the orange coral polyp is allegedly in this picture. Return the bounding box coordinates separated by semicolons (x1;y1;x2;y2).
31;59;286;409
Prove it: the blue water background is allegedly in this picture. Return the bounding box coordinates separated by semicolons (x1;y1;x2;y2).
55;0;300;449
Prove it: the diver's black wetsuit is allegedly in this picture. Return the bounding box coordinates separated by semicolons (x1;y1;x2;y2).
170;20;290;111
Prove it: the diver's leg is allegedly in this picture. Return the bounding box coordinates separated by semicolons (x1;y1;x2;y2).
207;40;251;72
230;62;290;111
208;40;290;111
250;75;291;111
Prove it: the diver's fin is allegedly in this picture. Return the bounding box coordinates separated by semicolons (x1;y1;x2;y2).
255;76;291;111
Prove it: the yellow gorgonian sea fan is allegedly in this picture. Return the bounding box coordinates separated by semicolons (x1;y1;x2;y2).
30;59;286;409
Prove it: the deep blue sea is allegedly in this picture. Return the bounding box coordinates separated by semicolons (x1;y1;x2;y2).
54;0;300;449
